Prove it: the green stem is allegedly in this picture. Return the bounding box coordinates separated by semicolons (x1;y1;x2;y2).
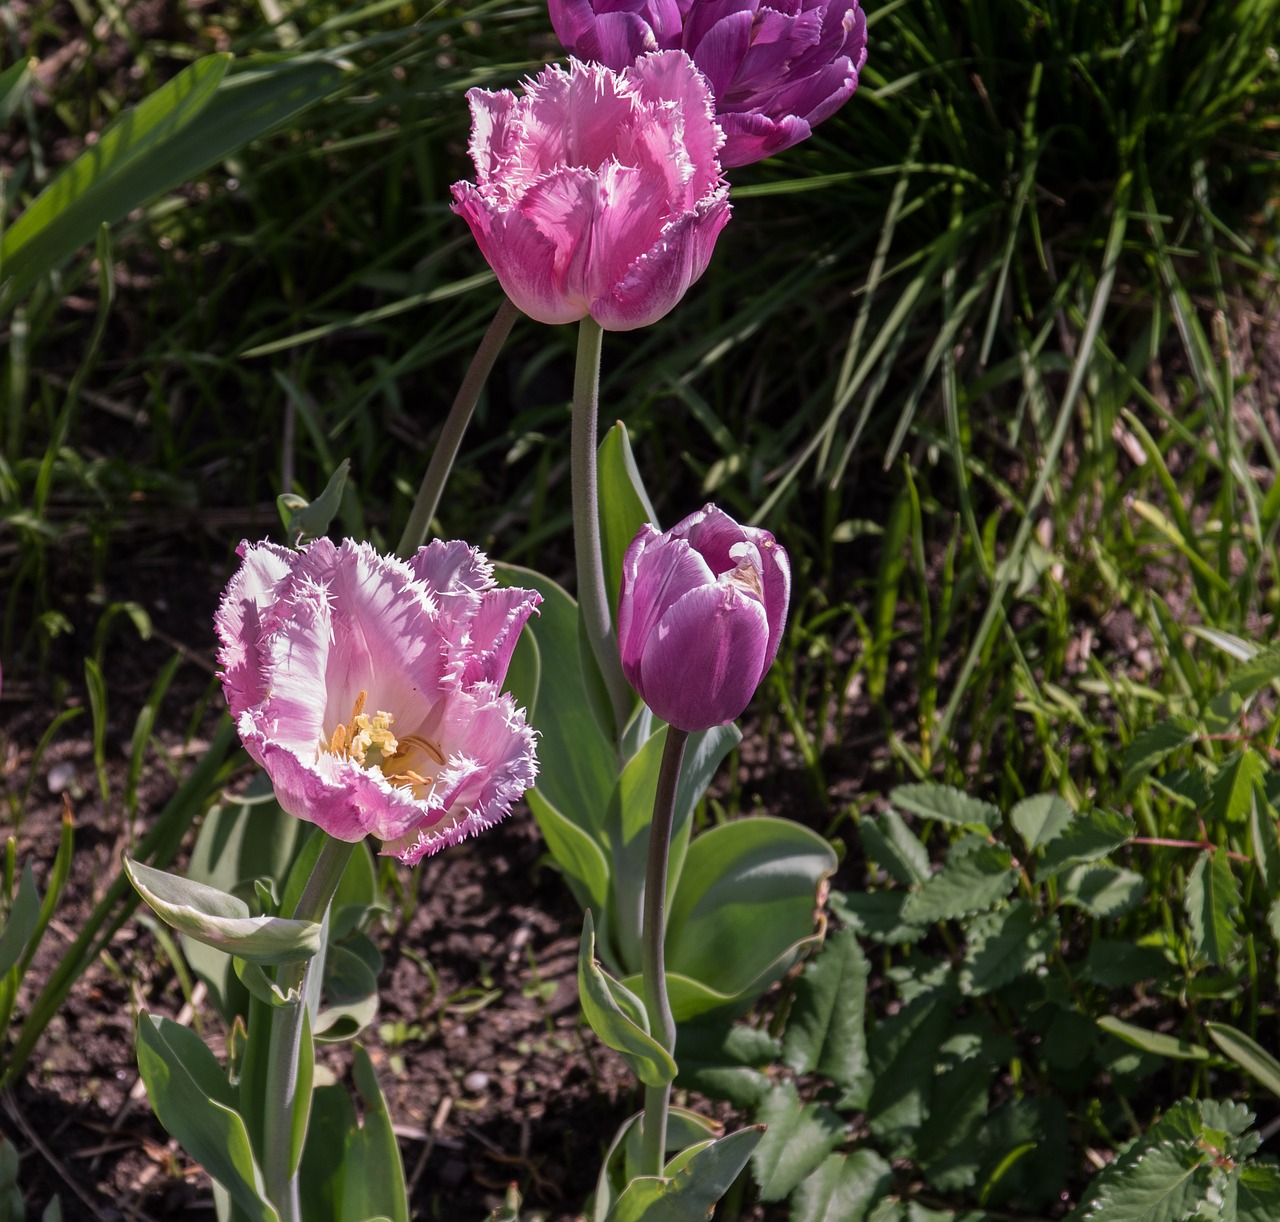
571;316;633;735
640;726;689;1177
396;297;520;556
261;834;357;1222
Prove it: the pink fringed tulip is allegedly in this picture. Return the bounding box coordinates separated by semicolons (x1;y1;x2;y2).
618;505;790;731
450;51;730;331
549;0;867;168
215;538;540;865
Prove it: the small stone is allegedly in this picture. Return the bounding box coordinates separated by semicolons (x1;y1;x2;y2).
463;1070;489;1093
47;761;76;794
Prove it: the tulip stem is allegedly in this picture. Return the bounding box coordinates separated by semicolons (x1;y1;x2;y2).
262;833;357;1222
640;725;689;1178
397;296;521;556
571;315;633;736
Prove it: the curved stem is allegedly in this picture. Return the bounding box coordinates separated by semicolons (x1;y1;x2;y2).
640;726;688;1177
397;297;520;556
262;834;357;1222
571;316;633;735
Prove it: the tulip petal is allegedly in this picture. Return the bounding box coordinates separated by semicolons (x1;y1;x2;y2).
215;539;298;719
687;8;753;99
639;580;770;731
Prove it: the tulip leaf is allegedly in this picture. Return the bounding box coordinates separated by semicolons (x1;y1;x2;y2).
663;817;836;1016
579;912;676;1088
314;939;381;1044
527;788;611;923
597;421;658;627
495;565;615;828
125;857;322;965
135;1013;279;1222
605;1125;763;1222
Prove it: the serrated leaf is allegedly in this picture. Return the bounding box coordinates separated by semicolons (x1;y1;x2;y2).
1060;864;1146;917
891;784;1000;830
792;1151;893;1222
676;1021;780;1110
783;930;869;1094
1081;940;1173;988
751;1083;845;1201
1096;1017;1208;1062
1234;1160;1280;1222
900;843;1016;926
1081;1141;1208;1221
1121;717;1200;792
1209;750;1266;827
918;1054;996;1191
1039;808;1135;876
1184;852;1241;967
859;810;931;886
829;889;926;944
1010;794;1075;852
1249;794;1280;896
1223;641;1280;701
1206;1022;1280;1100
959;901;1057;995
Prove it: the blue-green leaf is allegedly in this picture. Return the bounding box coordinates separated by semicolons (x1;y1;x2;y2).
607;1126;763;1222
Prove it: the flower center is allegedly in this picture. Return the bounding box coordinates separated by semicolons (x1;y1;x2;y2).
320;690;445;798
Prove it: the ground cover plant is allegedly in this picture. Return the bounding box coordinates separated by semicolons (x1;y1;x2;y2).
2;0;1280;1218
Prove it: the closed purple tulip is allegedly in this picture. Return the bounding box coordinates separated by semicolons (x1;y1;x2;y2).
451;51;730;331
549;0;868;168
618;505;790;731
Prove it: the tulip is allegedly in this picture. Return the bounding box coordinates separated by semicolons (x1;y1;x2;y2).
450;51;730;331
549;0;867;168
215;537;539;864
618;505;790;731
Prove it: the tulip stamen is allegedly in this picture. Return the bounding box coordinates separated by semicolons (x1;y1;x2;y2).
320;690;402;770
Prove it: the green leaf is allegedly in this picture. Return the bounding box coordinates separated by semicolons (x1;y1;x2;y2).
606;1126;763;1222
1223;641;1280;701
1038;808;1135;876
1081;940;1172;988
578;912;676;1087
1059;864;1147;917
782;929;870;1098
280;458;350;545
751;1083;845;1201
1209;750;1266;827
0;58;34;129
1205;1022;1280;1100
890;784;1000;831
1078;1141;1208;1221
1184;851;1241;967
1010;793;1075;852
900;842;1016;925
1249;793;1280;897
829;889;926;945
918;1053;996;1191
495;565;616;829
866;976;958;1150
527;788;612;922
959;901;1058;995
859;811;930;886
344;1045;409;1222
1121;717;1200;792
314;939;380;1043
1096;1017;1209;1062
1234;1161;1280;1221
2;54;347;309
124;858;321;965
792;1150;894;1222
0;864;40;977
675;1021;781;1110
135;1013;278;1222
663;817;836;1018
597;421;657;627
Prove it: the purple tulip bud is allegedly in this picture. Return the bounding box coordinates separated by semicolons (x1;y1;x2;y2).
618;505;790;731
549;0;868;168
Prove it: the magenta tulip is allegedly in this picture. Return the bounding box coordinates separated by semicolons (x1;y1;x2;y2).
548;0;867;168
618;505;790;731
450;51;730;331
215;538;539;864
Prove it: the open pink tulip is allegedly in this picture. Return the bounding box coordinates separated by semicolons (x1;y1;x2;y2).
618;505;790;731
215;538;540;864
450;51;730;331
549;0;867;168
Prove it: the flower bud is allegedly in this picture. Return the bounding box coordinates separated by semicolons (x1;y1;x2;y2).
618;505;790;731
